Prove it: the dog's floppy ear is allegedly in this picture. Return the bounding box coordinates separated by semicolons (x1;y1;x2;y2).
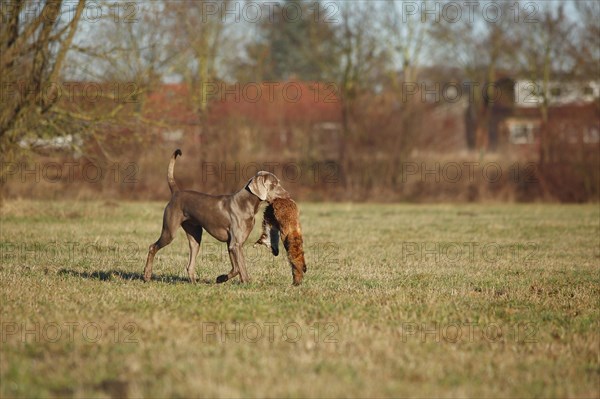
247;173;268;201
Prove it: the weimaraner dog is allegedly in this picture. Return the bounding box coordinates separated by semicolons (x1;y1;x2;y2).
143;149;290;284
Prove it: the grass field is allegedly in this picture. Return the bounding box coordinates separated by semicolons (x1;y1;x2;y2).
0;200;598;398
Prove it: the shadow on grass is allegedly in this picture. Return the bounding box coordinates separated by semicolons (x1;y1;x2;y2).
57;269;213;284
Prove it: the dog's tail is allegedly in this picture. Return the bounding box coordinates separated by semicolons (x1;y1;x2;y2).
168;149;182;194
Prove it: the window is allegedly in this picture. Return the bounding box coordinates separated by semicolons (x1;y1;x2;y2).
162;129;183;141
583;127;600;143
509;122;536;144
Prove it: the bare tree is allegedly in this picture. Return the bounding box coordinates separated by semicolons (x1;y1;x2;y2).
431;0;520;150
515;3;576;164
378;1;431;164
380;1;430;85
331;2;387;186
70;2;175;88
65;0;179;155
569;1;599;80
0;0;86;149
165;0;234;117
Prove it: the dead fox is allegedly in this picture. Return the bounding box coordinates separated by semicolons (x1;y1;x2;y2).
255;198;307;285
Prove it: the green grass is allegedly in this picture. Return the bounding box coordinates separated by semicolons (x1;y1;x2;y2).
1;200;599;398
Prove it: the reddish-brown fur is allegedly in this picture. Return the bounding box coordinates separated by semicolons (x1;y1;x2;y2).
255;198;307;285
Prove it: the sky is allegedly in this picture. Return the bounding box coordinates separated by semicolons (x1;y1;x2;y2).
62;0;590;82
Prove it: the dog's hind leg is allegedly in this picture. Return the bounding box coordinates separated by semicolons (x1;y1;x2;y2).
182;222;203;283
143;205;182;282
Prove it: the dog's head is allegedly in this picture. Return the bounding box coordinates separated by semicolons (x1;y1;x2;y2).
246;171;290;202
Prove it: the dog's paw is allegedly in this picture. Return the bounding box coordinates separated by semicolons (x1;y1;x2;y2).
216;274;229;284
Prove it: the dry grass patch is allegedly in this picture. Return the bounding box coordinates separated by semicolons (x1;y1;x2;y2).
1;200;598;397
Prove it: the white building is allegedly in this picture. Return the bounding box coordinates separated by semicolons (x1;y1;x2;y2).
514;80;600;108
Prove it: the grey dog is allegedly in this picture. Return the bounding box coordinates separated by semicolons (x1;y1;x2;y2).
143;149;290;284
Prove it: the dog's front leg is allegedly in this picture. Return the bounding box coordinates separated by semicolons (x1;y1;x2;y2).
216;242;249;284
217;216;253;284
229;242;250;283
